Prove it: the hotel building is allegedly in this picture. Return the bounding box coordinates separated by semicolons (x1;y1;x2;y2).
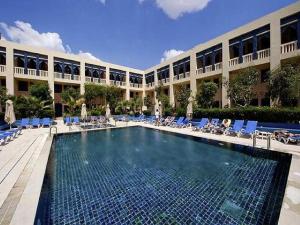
0;2;300;116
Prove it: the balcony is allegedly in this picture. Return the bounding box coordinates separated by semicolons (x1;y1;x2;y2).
54;72;80;81
229;58;239;67
110;80;126;87
257;49;270;60
100;79;106;84
242;53;253;63
146;82;154;88
130;83;143;88
196;63;223;75
0;65;6;75
14;67;48;78
174;72;191;81
281;41;298;54
85;77;92;83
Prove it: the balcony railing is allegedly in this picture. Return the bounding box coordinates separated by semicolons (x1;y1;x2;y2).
14;67;25;75
14;67;48;77
215;62;222;70
257;49;270;59
281;41;298;54
0;65;6;74
243;53;253;63
40;70;48;77
54;72;62;79
92;78;99;83
100;79;106;84
146;82;154;88
196;68;204;75
73;75;80;81
64;73;72;80
229;57;239;67
205;65;213;73
130;83;142;88
110;80;126;87
86;77;92;82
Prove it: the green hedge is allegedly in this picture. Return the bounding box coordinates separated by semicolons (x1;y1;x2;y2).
193;107;300;123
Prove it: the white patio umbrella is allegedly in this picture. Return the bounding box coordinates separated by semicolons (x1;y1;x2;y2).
186;96;193;120
5;100;16;129
81;103;87;127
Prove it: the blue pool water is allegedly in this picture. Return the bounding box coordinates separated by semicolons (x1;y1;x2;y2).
35;127;291;225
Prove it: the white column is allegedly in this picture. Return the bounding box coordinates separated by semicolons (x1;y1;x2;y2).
105;66;110;85
222;40;230;108
126;71;130;100
270;18;281;70
169;65;175;106
80;61;85;95
190;53;197;98
48;54;55;99
5;46;14;95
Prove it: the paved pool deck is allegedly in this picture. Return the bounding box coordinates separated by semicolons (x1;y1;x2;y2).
0;119;299;225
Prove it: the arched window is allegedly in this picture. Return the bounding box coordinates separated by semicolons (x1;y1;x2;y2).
14;56;24;67
116;74;121;81
39;61;48;71
54;64;62;73
27;58;36;69
93;70;99;78
64;65;71;74
85;69;91;77
100;71;105;79
73;67;80;75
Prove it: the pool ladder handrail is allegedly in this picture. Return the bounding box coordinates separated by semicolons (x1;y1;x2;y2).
49;125;57;136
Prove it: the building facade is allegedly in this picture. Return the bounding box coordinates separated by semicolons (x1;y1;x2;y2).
0;2;300;116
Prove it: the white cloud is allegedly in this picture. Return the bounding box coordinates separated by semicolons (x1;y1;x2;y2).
0;21;101;61
78;51;101;62
161;49;184;62
97;0;106;4
0;21;67;52
140;0;212;19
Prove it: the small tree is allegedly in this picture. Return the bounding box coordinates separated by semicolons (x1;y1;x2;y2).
0;87;8;113
196;82;218;108
175;84;191;109
105;86;123;113
224;67;259;107
269;64;300;107
29;82;53;103
144;95;153;112
84;84;106;108
61;87;83;116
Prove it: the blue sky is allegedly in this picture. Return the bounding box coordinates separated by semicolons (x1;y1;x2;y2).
0;0;297;69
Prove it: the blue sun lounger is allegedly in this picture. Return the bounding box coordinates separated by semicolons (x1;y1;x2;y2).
65;117;72;126
42;118;51;127
73;117;80;125
193;118;209;131
238;121;257;138
21;118;30;128
0;133;11;144
31;118;41;128
225;120;244;136
170;117;184;127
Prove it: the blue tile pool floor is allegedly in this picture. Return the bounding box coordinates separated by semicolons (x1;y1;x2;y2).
35;127;291;225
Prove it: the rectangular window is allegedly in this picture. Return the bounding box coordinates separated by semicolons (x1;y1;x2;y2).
18;81;28;92
54;84;62;93
0;79;6;87
260;69;270;83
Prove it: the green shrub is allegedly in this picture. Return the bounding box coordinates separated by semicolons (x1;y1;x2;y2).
89;107;105;116
175;107;186;117
143;110;152;116
193;107;300;123
164;107;173;117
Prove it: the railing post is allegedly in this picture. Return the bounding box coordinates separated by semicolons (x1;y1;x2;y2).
253;133;256;148
267;134;271;150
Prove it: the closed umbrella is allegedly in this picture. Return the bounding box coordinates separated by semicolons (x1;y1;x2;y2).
81;103;87;127
5;100;16;129
106;104;111;119
186;96;193;120
81;103;87;120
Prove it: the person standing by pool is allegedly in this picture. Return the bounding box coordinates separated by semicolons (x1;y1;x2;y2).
155;109;160;126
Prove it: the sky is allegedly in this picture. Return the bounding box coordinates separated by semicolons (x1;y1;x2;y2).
0;0;297;70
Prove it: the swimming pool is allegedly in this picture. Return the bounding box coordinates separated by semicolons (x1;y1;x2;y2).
35;127;291;225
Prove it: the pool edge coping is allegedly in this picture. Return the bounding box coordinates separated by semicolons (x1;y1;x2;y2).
10;124;300;225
